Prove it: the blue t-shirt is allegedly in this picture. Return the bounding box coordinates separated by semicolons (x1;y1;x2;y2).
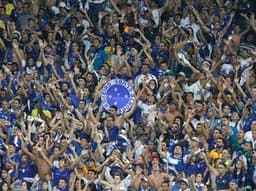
18;162;37;180
0;109;16;129
249;100;256;120
8;135;22;151
108;125;119;142
52;166;72;187
216;173;232;190
93;49;107;71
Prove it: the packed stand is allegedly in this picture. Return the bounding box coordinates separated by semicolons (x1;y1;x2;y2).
0;0;256;190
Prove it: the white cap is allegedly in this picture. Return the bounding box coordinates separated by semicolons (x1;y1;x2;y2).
177;72;186;77
59;2;66;8
191;136;200;143
59;2;70;10
181;178;189;185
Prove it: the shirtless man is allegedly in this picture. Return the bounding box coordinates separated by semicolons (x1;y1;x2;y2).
21;137;69;180
148;160;169;190
108;94;139;128
164;101;182;125
130;163;145;189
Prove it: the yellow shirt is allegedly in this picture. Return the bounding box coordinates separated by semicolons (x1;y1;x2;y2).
209;149;223;165
31;109;52;119
0;20;5;29
104;46;115;55
5;3;15;16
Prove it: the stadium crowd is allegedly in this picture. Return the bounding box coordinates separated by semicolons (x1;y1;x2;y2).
0;0;256;190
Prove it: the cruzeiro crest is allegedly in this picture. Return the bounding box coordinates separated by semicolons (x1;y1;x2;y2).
101;79;135;114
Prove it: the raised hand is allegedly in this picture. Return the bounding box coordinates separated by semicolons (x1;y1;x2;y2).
12;41;19;49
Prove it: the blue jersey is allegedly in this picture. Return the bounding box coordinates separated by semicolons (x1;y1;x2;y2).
0;109;16;129
18;162;37;180
108;125;119;142
216;173;232;190
52;166;72;187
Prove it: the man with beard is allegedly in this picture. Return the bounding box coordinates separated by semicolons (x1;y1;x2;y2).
166;122;185;152
209;137;225;165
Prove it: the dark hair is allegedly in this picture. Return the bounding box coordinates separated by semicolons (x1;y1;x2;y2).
222;115;230;120
218;162;227;168
110;105;118;111
87;182;97;191
186;92;194;96
172;122;180;127
13;98;21;104
59;178;67;183
21;180;31;190
174;116;184;124
114;171;123;179
174;144;184;154
217;137;226;144
75;179;85;189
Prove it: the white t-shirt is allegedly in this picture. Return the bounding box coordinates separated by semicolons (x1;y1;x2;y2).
183;80;201;101
244;131;256;150
180;16;190;28
105;167;132;191
239;56;253;85
134;73;158;90
221;63;234;75
137;101;157;123
152;9;161;26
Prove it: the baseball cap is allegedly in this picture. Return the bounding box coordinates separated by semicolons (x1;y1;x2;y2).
165;70;175;77
59;2;69;9
151;153;160;161
191;137;200;143
180;178;189;185
177;72;186;77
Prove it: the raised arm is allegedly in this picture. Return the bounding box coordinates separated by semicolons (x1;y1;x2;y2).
21;143;36;161
109;0;121;15
64;40;71;70
12;41;25;65
218;12;235;39
50;143;69;162
123;91;141;119
186;1;209;32
157;135;167;158
202;152;217;191
234;78;247;99
0;37;7;51
131;27;151;49
36;147;52;167
249;13;256;31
